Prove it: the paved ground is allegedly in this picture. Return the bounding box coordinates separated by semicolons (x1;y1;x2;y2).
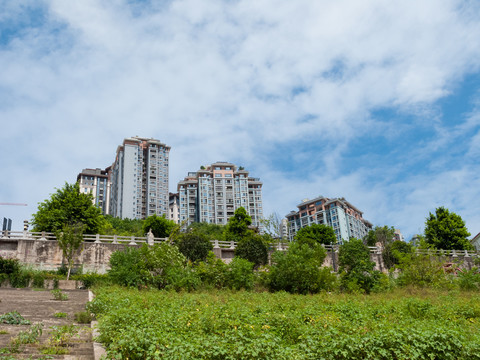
0;288;94;359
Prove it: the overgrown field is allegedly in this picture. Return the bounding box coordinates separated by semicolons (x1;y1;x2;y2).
90;287;480;359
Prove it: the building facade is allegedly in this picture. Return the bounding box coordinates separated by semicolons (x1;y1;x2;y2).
109;137;170;220
286;196;372;244
177;162;263;228
77;168;111;215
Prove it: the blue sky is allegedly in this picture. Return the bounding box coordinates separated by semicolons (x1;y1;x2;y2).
1;0;480;240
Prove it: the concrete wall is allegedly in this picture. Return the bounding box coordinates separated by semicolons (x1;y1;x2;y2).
0;238;478;274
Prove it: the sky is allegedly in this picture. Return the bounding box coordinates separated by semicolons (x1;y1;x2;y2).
1;0;480;240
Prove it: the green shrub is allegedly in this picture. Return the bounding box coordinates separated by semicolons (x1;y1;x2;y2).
54;312;67;318
234;233;268;268
226;257;255;290
72;272;110;288
0;311;30;325
109;243;189;290
74;311;92;324
339;238;380;294
13;323;43;344
0;258;20;275
383;240;413;269
195;252;228;289
51;289;68;301
108;246;146;287
396;253;448;288
177;231;213;263
268;242;330;294
457;268;480;291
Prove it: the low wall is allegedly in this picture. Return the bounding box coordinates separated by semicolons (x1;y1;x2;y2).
0;238;478;274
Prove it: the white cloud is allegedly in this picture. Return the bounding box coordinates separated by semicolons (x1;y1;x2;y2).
1;0;480;239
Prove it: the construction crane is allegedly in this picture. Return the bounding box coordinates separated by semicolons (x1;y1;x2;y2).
0;203;28;206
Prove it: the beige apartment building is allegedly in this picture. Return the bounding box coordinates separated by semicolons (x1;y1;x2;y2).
177;162;263;228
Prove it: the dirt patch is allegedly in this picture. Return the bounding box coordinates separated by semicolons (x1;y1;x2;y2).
0;288;94;359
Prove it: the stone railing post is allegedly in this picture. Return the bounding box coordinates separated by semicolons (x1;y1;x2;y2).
1;230;8;239
39;231;47;241
94;234;101;244
230;241;235;249
452;249;457;257
129;236;137;246
213;240;220;249
113;235;118;244
276;242;283;251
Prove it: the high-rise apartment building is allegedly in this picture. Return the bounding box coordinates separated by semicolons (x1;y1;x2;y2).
286;196;372;244
177;162;263;228
109;137;170;219
77;168;111;214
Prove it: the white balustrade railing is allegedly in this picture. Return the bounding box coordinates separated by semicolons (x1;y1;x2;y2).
1;230;478;256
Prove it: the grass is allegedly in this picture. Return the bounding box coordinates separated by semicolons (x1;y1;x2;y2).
89;286;480;359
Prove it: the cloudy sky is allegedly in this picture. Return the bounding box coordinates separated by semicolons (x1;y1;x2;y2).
1;0;480;240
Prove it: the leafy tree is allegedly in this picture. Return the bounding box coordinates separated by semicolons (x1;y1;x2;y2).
295;224;336;246
234;233;268;268
102;215;144;236
383;240;413;269
364;226;396;247
268;242;332;294
424;207;472;250
177;231;213;263
224;207;252;242
339;238;379;293
187;222;225;241
260;213;285;240
32;182;105;234
226;257;255;291
142;214;176;238
55;222;86;280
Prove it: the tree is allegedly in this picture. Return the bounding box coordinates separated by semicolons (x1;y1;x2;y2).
177;231;213;263
187;222;225;241
142;214;176;238
383;240;413;269
268;242;333;294
338;238;379;293
234;233;269;268
424;207;472;250
101;215;144;236
32;182;105;234
260;213;284;240
363;226;395;247
55;222;85;280
224;207;252;241
295;224;336;246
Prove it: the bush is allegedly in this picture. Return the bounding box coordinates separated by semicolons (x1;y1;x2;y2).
383;240;413;269
108;244;189;290
0;257;20;275
339;239;380;294
396;253;449;288
234;233;268;268
195;252;228;289
457;268;480;291
108;246;148;287
268;242;330;294
74;311;92;324
177;231;213;262
72;273;110;288
226;258;255;290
